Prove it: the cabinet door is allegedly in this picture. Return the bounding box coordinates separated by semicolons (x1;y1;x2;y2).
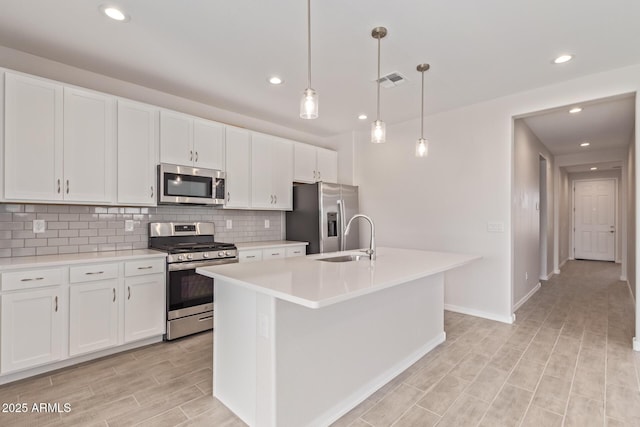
224;126;251;208
69;280;119;356
1;287;64;373
160;110;193;166
117;100;158;205
316;148;338;184
124;274;165;342
193;118;225;171
272;138;293;209
293;142;317;183
251;132;276;209
4;73;63;201
63;87;116;203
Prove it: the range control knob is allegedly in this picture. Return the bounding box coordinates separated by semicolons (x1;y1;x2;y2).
187;254;193;260
177;255;184;261
218;251;225;257
225;251;232;256
203;252;209;258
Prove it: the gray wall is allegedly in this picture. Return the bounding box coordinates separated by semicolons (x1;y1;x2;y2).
0;204;283;257
628;130;636;298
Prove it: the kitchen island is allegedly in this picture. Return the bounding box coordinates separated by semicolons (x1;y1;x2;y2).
197;247;479;426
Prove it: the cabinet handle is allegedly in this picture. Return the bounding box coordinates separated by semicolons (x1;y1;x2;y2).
318;171;321;180
113;288;116;302
54;296;58;312
274;195;277;204
128;286;131;300
150;186;154;198
313;170;317;179
189;150;193;161
246;255;256;259
85;271;104;275
57;179;61;194
66;180;70;194
272;253;280;256
270;195;274;204
227;192;230;202
137;266;153;270
195;151;198;162
20;277;44;282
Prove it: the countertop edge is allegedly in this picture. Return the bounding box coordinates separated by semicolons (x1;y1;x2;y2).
0;249;167;270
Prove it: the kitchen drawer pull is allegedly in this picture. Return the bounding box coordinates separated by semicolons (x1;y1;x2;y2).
57;179;61;194
246;255;256;259
66;180;70;194
128;286;131;300
199;315;213;322
195;151;199;162
54;296;58;312
271;253;280;256
137;266;153;270
20;277;44;282
112;288;116;302
85;271;104;275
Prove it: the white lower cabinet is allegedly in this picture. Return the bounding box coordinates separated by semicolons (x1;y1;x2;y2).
69;279;119;357
124;273;165;343
1;287;64;374
238;244;307;263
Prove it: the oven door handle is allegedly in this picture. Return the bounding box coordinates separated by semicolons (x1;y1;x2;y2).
168;259;239;271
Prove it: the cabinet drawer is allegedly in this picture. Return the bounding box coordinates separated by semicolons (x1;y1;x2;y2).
285;246;306;257
69;263;119;283
1;268;64;291
239;250;262;263
125;259;165;277
263;249;285;260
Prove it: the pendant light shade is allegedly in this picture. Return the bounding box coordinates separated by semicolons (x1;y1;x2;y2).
371;27;387;143
415;63;430;157
300;0;318;119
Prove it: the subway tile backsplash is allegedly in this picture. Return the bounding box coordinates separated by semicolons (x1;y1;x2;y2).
0;204;284;258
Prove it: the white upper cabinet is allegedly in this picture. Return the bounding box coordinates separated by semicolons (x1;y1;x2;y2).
117;100;158;206
293;143;338;184
4;72;63;201
251;133;292;210
4;73;116;204
224;126;251;209
160;110;224;170
63;87;116;203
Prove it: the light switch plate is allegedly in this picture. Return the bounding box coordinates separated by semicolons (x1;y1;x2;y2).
264;219;270;229
33;219;46;233
487;221;505;233
226;219;232;229
125;220;134;232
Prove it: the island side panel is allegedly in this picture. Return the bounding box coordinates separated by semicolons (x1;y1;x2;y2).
273;273;445;427
213;280;258;425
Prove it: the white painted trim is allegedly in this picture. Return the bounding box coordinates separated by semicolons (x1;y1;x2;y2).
513;282;541;311
621;275;628;282
540;272;554;280
633;337;640;352
626;279;635;302
444;305;514;324
318;332;446;426
0;335;163;385
559;258;568;269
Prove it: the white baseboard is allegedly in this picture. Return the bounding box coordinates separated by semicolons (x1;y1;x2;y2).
559;258;568;269
616;259;622;264
540;272;553;281
513;282;541;312
620;275;628;281
444;304;514;324
634;337;640;352
626;279;635;302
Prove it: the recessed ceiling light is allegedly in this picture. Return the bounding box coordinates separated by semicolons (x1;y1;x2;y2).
580;142;590;147
569;107;582;114
100;5;130;22
553;54;573;64
358;114;368;120
268;76;283;85
590;167;598;171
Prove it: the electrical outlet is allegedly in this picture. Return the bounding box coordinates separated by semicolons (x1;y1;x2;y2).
125;220;134;232
226;219;232;229
264;219;270;229
33;219;46;233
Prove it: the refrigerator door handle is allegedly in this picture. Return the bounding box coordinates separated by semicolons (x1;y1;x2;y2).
337;199;345;251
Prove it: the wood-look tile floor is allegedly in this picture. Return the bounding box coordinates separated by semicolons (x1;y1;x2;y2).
1;260;638;426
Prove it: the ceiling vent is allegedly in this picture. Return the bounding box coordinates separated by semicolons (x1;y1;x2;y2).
377;71;408;88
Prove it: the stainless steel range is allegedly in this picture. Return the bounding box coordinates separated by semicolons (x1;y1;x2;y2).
149;222;238;340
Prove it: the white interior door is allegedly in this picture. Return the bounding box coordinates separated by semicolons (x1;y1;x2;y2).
574;179;615;261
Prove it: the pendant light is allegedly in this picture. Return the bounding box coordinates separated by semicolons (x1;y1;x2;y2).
371;27;387;143
300;0;318;119
415;63;430;157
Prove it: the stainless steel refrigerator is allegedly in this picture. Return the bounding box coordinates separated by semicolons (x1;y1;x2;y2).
286;182;359;254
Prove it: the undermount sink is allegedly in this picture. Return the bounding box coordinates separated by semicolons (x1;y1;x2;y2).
317;254;368;263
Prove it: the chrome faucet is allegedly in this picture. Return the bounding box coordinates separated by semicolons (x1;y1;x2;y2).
344;214;376;260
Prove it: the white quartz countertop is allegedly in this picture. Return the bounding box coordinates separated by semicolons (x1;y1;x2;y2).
0;249;167;270
235;240;309;250
197;247;480;308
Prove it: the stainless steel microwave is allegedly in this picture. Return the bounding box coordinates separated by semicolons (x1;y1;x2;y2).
158;163;225;205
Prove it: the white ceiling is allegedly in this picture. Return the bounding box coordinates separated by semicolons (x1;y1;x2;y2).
1;0;640;137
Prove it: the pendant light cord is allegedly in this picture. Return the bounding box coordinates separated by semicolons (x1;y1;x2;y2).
376;35;381;120
307;0;311;88
420;70;424;138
